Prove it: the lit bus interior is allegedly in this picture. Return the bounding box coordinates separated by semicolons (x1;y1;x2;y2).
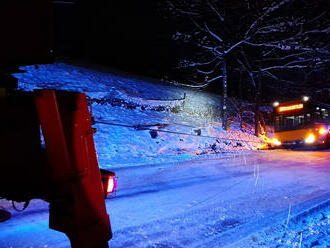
275;104;330;132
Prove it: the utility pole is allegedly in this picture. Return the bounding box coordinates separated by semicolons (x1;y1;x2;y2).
222;58;228;130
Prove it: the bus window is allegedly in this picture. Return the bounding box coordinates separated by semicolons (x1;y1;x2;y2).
284;116;294;128
315;108;321;121
277;115;306;131
297;115;304;125
275;116;280;131
273;101;330;133
321;108;329;120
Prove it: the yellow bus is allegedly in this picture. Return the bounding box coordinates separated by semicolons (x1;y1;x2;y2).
270;97;330;148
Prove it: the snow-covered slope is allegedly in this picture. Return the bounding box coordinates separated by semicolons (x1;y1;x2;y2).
14;62;262;168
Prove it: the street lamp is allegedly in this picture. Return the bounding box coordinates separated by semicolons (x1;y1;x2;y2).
273;101;280;107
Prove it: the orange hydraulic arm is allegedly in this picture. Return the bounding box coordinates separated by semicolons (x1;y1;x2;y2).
34;90;112;248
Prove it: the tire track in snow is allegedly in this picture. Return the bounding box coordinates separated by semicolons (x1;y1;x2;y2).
109;186;330;248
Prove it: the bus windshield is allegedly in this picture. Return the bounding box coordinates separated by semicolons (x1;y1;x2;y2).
274;103;330;132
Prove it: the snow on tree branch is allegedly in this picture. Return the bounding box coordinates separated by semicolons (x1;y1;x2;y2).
245;0;295;38
204;23;224;43
206;0;224;22
163;0;330;99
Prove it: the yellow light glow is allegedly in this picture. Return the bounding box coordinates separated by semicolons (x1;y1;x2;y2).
271;138;282;146
278;104;303;112
305;133;316;144
258;134;282;149
257;144;269;150
318;128;328;135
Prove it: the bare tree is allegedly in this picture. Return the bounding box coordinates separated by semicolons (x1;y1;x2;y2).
163;0;330;133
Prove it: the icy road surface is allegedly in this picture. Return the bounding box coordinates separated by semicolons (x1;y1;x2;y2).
1;150;329;248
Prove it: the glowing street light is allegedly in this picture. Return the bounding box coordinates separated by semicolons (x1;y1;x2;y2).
302;96;309;102
273;101;279;107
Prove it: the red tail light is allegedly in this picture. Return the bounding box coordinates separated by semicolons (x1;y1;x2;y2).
100;169;117;198
106;176;115;194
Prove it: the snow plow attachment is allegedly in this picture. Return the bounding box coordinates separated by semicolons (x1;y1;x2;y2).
34;90;112;248
0;90;112;248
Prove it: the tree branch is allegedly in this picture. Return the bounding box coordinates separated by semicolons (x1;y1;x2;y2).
225;39;248;55
205;74;223;83
245;0;295;38
197;60;222;75
207;0;224;22
204;23;223;43
258;64;308;72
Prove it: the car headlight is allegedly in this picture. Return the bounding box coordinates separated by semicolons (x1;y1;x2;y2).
318;127;328;135
271;138;281;146
305;133;316;144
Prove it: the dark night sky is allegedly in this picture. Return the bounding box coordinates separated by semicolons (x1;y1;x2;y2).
1;0;329;100
53;0;329;101
54;1;175;75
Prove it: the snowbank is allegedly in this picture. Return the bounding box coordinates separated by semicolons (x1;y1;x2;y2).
231;199;330;248
14;62;263;168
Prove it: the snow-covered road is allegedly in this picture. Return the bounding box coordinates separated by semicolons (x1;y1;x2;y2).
1;150;330;248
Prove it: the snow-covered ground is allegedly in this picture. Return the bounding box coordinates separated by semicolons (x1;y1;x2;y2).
14;62;262;168
0;62;329;248
1;150;329;247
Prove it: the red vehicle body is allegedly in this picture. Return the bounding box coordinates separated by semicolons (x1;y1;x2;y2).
1;1;115;247
1;90;114;248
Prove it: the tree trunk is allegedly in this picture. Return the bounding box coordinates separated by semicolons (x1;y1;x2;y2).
222;59;228;130
254;79;261;136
